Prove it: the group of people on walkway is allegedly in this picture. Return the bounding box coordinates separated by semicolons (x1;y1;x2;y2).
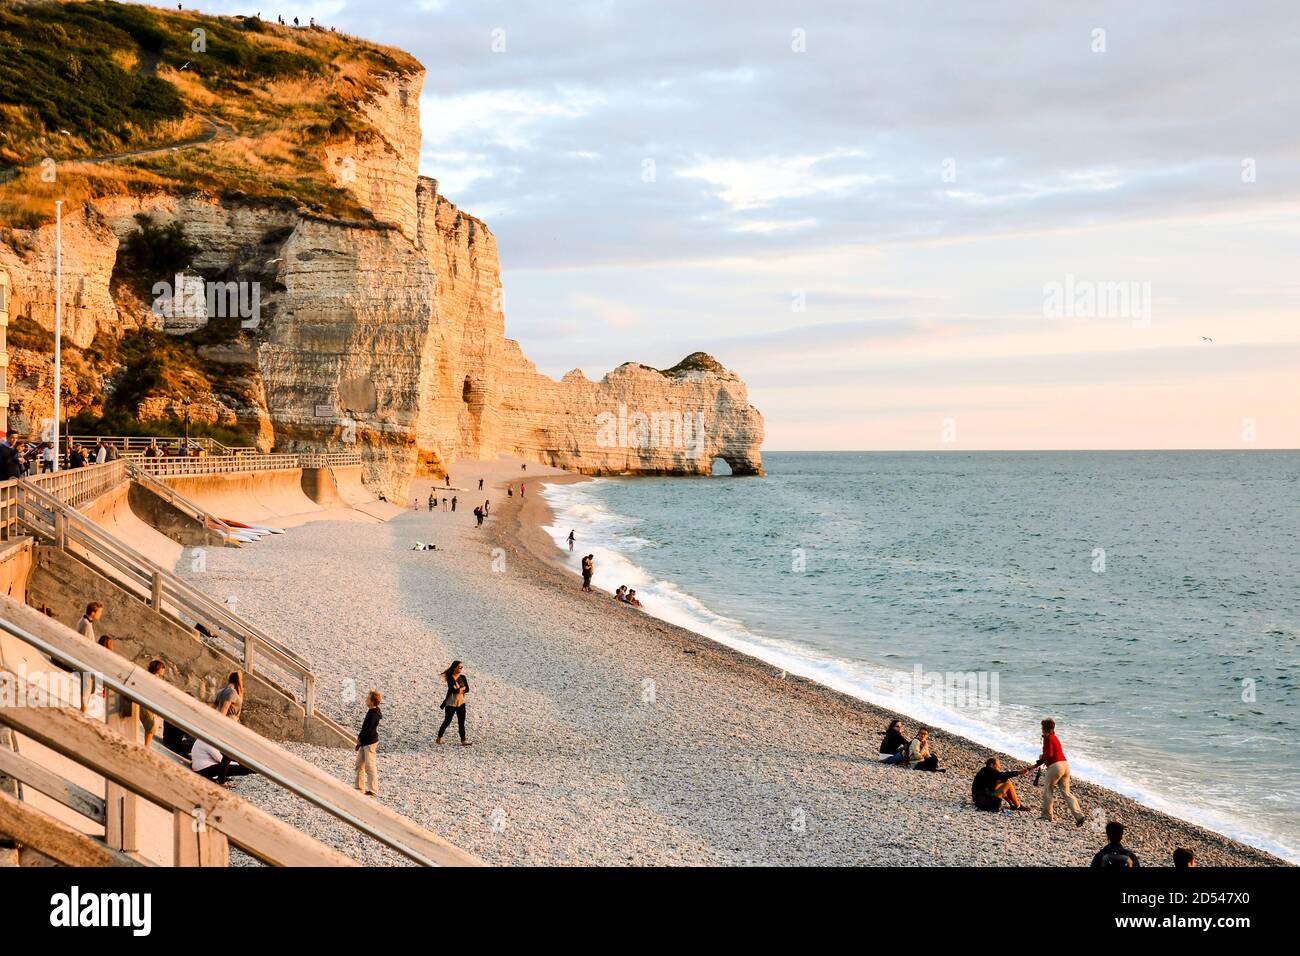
1;429;54;477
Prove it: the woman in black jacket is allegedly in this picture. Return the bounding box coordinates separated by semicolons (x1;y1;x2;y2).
355;690;382;795
878;719;908;764
436;661;471;746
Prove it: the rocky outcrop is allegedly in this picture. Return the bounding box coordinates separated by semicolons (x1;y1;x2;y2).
0;57;764;494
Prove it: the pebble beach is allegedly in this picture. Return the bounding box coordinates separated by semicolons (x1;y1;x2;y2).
184;458;1284;867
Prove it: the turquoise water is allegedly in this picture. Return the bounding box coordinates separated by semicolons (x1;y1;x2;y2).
542;451;1300;861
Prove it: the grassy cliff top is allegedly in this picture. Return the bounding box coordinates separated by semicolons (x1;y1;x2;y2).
0;1;423;226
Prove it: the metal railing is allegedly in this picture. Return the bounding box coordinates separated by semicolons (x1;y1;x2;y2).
133;454;302;477
12;480;319;718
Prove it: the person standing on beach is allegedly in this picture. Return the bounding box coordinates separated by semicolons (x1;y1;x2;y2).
1034;718;1086;825
581;554;594;592
567;530;576;551
451;496;457;512
474;506;484;527
484;500;490;515
436;661;471;746
520;483;525;498
428;493;435;512
355;690;382;796
507;484;513;498
478;478;484;490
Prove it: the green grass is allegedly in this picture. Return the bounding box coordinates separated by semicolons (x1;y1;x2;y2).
0;2;423;220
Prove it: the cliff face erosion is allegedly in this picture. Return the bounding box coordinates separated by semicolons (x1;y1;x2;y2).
0;5;763;495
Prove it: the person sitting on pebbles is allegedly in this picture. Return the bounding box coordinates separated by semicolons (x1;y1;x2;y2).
971;756;1031;811
908;727;945;772
878;719;908;764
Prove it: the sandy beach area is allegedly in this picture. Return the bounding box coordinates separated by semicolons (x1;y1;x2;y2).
184;457;1283;866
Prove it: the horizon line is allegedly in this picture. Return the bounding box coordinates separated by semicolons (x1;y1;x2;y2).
760;447;1300;453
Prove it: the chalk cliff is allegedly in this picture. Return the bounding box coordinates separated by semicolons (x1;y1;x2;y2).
0;9;763;494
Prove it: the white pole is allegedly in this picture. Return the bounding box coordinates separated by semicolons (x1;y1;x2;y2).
52;200;61;472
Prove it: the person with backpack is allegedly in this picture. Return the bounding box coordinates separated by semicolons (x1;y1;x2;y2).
1091;821;1140;868
1034;718;1086;825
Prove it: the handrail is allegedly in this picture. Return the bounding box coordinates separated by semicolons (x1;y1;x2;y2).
0;599;482;866
12;480;317;712
1;460;127;542
26;460;128;509
134;454;302;477
299;452;364;467
125;461;241;541
65;435;258;456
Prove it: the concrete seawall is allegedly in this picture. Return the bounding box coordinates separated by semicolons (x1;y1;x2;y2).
158;469;322;525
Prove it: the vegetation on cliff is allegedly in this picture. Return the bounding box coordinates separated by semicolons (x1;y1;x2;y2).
0;1;423;226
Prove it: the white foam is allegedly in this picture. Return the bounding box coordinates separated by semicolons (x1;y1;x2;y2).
540;480;1298;862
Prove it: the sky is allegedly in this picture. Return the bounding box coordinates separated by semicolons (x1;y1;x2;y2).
163;2;1298;449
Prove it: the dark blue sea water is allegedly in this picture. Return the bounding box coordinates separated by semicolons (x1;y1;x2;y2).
542;451;1300;860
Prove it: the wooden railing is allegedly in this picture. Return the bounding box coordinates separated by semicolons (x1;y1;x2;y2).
125;461;242;543
12;480;319;718
0;598;482;866
26;459;127;509
0;460;127;542
298;452;363;467
65;435;258;457
133;454;302;477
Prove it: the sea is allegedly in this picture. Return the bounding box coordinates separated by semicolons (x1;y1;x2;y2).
541;451;1300;861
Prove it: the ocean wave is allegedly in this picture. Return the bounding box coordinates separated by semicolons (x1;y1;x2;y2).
537;479;1298;863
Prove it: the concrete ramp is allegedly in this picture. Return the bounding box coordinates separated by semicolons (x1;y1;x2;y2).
161;469;322;525
330;465;374;507
80;482;183;571
300;465;403;521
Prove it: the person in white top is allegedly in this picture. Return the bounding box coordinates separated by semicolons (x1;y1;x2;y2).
190;739;255;785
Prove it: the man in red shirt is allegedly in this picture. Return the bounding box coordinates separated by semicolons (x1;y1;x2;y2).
1034;718;1086;825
